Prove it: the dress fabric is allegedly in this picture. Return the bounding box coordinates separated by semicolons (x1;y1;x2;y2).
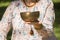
0;0;56;40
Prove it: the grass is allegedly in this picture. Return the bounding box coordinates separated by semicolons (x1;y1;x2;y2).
54;24;60;40
0;2;10;7
0;0;60;40
53;0;60;3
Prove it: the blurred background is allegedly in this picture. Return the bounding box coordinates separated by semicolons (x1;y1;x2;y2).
0;0;60;40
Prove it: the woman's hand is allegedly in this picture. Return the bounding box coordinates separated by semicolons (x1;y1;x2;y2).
25;22;31;24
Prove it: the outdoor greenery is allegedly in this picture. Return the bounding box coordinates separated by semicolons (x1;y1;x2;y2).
0;0;60;40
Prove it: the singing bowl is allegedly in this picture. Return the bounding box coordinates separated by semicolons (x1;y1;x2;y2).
20;11;40;22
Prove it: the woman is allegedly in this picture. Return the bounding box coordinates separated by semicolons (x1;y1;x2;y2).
0;0;56;40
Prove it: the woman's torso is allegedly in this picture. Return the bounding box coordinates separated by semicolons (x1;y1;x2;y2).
11;0;48;40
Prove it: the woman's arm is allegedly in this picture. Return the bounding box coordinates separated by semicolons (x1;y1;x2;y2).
0;2;16;40
42;0;55;32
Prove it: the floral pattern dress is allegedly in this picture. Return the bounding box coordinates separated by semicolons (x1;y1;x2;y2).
0;0;56;40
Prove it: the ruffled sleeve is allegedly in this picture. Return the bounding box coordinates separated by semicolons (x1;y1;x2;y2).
0;2;16;40
42;0;55;32
38;0;55;32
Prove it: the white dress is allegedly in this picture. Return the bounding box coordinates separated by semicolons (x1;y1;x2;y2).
0;0;56;40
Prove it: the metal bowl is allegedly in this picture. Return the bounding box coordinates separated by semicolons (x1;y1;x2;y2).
20;11;40;22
